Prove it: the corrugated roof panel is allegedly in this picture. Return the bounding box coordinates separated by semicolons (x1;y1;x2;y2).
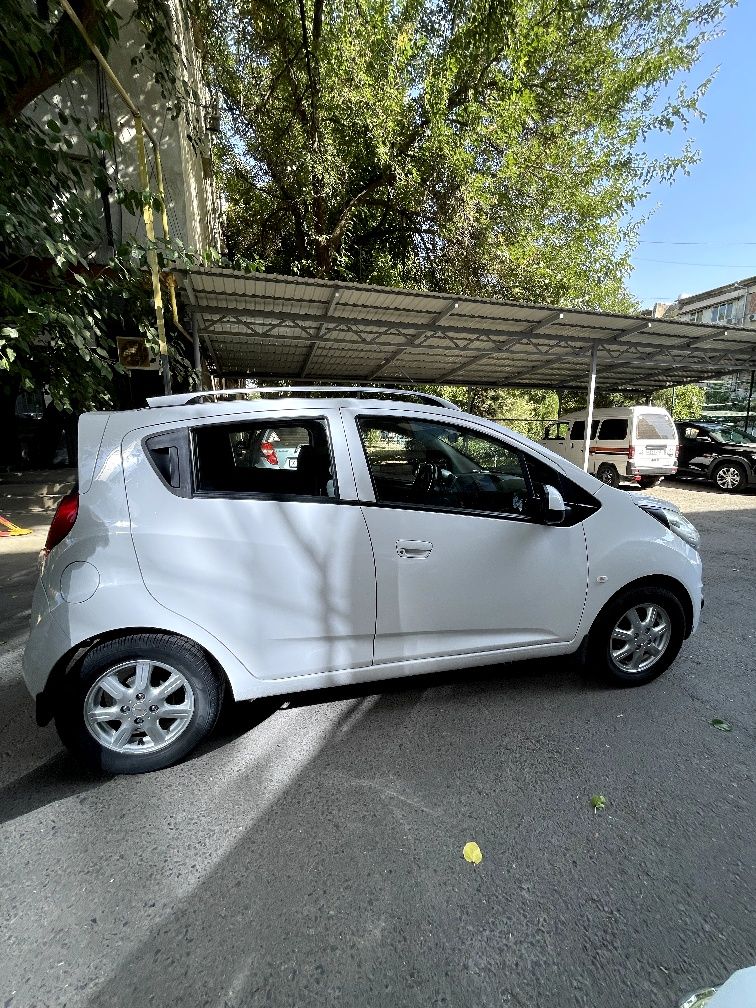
181;269;756;389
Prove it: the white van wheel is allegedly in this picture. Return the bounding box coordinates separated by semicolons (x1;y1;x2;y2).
596;463;620;488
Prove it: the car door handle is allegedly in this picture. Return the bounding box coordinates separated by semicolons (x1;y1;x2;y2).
396;539;433;559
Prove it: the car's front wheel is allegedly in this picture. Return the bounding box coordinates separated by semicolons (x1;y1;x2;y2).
711;460;746;493
586;587;685;686
55;633;223;774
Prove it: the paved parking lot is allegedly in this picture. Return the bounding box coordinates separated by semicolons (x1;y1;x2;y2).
1;480;754;1008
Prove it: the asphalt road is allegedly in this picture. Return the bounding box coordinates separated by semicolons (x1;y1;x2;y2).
1;481;754;1008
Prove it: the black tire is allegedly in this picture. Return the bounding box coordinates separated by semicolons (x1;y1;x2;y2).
586;586;686;687
55;633;224;774
596;463;621;488
639;476;663;489
711;460;747;493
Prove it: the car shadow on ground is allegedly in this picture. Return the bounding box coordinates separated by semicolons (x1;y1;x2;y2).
0;751;107;826
195;652;595;761
0;653;593;826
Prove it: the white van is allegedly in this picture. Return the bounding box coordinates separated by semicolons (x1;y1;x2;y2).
542;406;678;489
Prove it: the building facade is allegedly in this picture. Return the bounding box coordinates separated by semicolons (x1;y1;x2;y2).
666;278;756;432
29;0;222;259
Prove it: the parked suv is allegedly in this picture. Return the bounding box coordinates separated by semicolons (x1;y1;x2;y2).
674;420;756;493
25;387;703;774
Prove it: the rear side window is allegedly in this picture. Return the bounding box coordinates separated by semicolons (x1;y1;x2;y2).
570;420;599;440
193;419;337;498
597;418;628;441
636;413;676;440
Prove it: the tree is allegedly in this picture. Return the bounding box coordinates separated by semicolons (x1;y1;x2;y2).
654;383;705;419
202;0;731;309
0;1;199;413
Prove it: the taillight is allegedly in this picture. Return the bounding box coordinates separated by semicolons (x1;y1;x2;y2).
261;441;278;465
628;444;635;460
45;490;79;551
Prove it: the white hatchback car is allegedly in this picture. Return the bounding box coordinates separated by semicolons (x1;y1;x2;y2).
24;387;703;774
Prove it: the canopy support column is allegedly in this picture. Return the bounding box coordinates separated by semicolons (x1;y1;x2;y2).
745;369;755;434
192;313;203;389
583;344;598;472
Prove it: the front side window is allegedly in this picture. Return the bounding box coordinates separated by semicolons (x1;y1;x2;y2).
193;419;337;498
682;426;705;441
543;422;569;440
358;417;529;515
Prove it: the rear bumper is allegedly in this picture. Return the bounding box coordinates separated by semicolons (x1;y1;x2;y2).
626;463;677;477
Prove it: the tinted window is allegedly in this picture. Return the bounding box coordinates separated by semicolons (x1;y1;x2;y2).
570;420;599;440
597;418;628;441
636;413;676;439
358;417;529;516
682;426;704;441
193;419;337;497
705;424;756;445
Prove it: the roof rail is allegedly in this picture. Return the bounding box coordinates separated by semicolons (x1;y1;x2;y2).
146;386;462;410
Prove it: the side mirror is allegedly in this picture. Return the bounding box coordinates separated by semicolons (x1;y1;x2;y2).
538;483;566;525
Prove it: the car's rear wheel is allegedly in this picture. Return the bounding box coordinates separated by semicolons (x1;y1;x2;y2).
711;460;746;493
586;587;685;686
596;463;620;488
55;633;223;773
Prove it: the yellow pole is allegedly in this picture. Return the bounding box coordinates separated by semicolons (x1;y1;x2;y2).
60;0;187;390
153;149;194;349
134;115;171;392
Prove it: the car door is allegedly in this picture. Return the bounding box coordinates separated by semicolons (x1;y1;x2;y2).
593;416;630;474
124;408;376;680
677;424;715;476
345;410;589;664
567;418;599;470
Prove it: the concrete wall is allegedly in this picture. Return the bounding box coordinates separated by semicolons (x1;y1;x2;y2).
29;0;222;257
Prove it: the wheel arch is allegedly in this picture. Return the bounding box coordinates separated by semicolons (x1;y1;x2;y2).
708;455;751;478
36;627;235;727
588;575;694;641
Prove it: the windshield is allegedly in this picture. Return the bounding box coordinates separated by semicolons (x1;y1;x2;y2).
706;424;756;445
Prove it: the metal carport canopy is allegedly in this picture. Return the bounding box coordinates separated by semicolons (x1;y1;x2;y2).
181;269;756;391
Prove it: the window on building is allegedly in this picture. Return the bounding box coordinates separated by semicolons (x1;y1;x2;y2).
711;301;737;323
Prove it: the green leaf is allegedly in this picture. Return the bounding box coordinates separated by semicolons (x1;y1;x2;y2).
590;794;607;813
710;719;732;732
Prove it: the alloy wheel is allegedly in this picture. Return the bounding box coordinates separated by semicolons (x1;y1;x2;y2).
715;465;742;491
610;604;672;674
83;660;195;754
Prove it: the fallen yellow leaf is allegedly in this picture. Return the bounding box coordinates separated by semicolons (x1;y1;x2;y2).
463;841;483;864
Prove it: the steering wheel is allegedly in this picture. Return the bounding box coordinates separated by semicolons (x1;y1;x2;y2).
412;461;438;495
